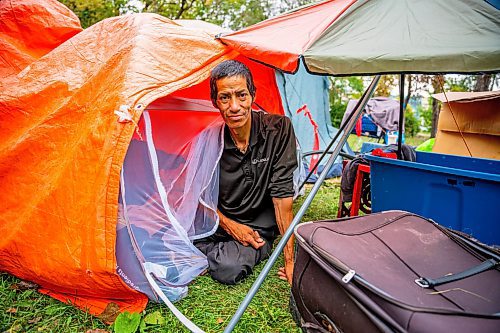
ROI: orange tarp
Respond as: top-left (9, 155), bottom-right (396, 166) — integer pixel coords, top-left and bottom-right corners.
top-left (0, 0), bottom-right (283, 315)
top-left (0, 0), bottom-right (82, 78)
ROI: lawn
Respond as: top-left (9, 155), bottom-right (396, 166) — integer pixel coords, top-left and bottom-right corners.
top-left (0, 134), bottom-right (428, 332)
top-left (0, 180), bottom-right (340, 333)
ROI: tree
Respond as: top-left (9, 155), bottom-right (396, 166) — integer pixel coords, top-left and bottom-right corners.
top-left (444, 74), bottom-right (498, 92)
top-left (404, 106), bottom-right (419, 137)
top-left (374, 75), bottom-right (397, 97)
top-left (58, 0), bottom-right (136, 28)
top-left (138, 0), bottom-right (317, 30)
top-left (473, 74), bottom-right (493, 92)
top-left (274, 0), bottom-right (317, 13)
top-left (195, 0), bottom-right (272, 30)
top-left (139, 0), bottom-right (271, 30)
top-left (142, 0), bottom-right (193, 19)
top-left (59, 0), bottom-right (319, 31)
top-left (329, 76), bottom-right (365, 127)
top-left (430, 75), bottom-right (444, 138)
top-left (397, 73), bottom-right (498, 137)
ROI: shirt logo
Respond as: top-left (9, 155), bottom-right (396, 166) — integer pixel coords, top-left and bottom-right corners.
top-left (252, 157), bottom-right (269, 164)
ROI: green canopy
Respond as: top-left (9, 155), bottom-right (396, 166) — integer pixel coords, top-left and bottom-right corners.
top-left (220, 0), bottom-right (500, 75)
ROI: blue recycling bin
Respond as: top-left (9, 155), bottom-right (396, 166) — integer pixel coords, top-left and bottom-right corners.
top-left (365, 151), bottom-right (500, 245)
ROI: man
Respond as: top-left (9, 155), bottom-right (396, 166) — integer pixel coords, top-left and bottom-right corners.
top-left (195, 60), bottom-right (297, 285)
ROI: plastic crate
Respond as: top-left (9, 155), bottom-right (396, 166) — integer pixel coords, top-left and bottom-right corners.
top-left (365, 151), bottom-right (500, 246)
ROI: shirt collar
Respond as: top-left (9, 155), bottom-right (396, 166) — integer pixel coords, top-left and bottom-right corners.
top-left (223, 111), bottom-right (265, 150)
top-left (249, 110), bottom-right (263, 148)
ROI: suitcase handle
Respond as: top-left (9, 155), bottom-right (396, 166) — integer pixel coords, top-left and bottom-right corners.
top-left (415, 258), bottom-right (499, 288)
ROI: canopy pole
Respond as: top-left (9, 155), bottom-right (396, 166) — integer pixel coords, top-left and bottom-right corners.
top-left (223, 75), bottom-right (381, 333)
top-left (397, 74), bottom-right (405, 159)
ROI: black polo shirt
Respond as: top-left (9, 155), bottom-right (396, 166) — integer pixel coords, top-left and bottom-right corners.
top-left (218, 111), bottom-right (297, 229)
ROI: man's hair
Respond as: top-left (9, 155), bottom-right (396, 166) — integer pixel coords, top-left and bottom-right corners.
top-left (210, 60), bottom-right (256, 107)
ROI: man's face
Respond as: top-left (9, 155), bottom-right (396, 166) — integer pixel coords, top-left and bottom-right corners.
top-left (215, 75), bottom-right (253, 130)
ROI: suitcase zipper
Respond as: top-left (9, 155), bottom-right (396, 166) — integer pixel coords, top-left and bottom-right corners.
top-left (303, 239), bottom-right (500, 319)
top-left (342, 269), bottom-right (356, 284)
top-left (295, 232), bottom-right (359, 284)
top-left (310, 243), bottom-right (357, 283)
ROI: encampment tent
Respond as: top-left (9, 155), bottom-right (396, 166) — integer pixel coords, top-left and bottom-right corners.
top-left (276, 63), bottom-right (346, 179)
top-left (0, 0), bottom-right (287, 318)
top-left (341, 97), bottom-right (401, 140)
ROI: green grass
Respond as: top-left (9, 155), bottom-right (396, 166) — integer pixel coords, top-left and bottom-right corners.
top-left (0, 181), bottom-right (341, 333)
top-left (1, 135), bottom-right (427, 332)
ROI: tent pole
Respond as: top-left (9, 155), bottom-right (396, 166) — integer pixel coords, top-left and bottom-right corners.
top-left (223, 75), bottom-right (381, 333)
top-left (397, 74), bottom-right (405, 159)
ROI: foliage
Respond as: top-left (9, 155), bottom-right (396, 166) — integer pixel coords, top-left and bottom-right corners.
top-left (446, 75), bottom-right (474, 92)
top-left (445, 74), bottom-right (498, 92)
top-left (139, 0), bottom-right (317, 30)
top-left (330, 102), bottom-right (347, 128)
top-left (329, 76), bottom-right (365, 128)
top-left (57, 0), bottom-right (319, 31)
top-left (418, 103), bottom-right (432, 133)
top-left (374, 75), bottom-right (397, 97)
top-left (404, 106), bottom-right (419, 137)
top-left (58, 0), bottom-right (137, 28)
top-left (140, 0), bottom-right (267, 29)
top-left (114, 312), bottom-right (141, 333)
top-left (275, 0), bottom-right (318, 12)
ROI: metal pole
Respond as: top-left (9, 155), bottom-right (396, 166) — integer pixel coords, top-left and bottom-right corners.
top-left (397, 74), bottom-right (405, 159)
top-left (223, 75), bottom-right (381, 333)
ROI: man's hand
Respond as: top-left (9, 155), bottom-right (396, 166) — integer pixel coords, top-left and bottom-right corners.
top-left (218, 210), bottom-right (265, 249)
top-left (272, 197), bottom-right (295, 285)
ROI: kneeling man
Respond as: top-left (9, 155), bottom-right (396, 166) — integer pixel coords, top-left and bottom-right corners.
top-left (195, 60), bottom-right (297, 285)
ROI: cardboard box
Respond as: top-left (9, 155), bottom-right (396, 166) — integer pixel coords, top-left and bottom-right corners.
top-left (432, 91), bottom-right (500, 159)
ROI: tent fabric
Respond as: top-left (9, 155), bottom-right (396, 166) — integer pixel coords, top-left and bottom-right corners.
top-left (219, 0), bottom-right (500, 75)
top-left (276, 62), bottom-right (343, 178)
top-left (0, 1), bottom-right (285, 315)
top-left (276, 63), bottom-right (336, 154)
top-left (0, 0), bottom-right (82, 78)
top-left (116, 104), bottom-right (223, 303)
top-left (218, 0), bottom-right (355, 73)
top-left (341, 97), bottom-right (400, 133)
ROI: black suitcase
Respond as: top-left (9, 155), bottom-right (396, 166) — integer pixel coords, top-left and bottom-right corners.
top-left (290, 211), bottom-right (500, 333)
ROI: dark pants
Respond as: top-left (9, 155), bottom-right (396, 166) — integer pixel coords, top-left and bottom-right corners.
top-left (194, 225), bottom-right (278, 285)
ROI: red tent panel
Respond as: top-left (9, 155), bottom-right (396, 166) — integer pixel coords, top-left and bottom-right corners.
top-left (219, 0), bottom-right (356, 73)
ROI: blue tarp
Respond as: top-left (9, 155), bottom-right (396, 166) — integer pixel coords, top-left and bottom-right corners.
top-left (276, 63), bottom-right (346, 181)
